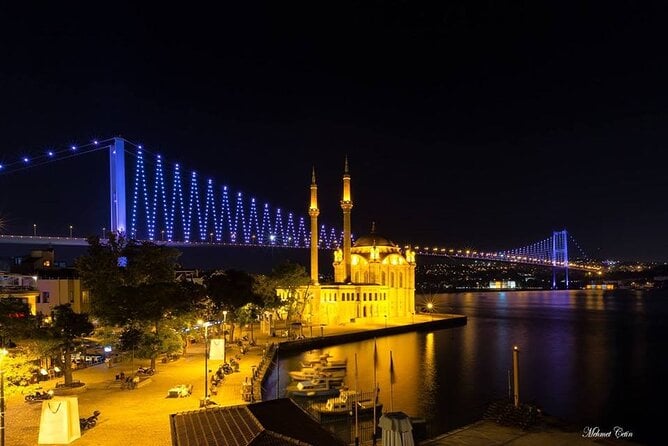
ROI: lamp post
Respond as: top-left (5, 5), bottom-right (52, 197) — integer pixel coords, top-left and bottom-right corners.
top-left (384, 315), bottom-right (387, 329)
top-left (102, 227), bottom-right (106, 239)
top-left (427, 302), bottom-right (434, 321)
top-left (1, 348), bottom-right (8, 446)
top-left (69, 225), bottom-right (73, 238)
top-left (197, 320), bottom-right (211, 401)
top-left (222, 311), bottom-right (228, 363)
top-left (32, 224), bottom-right (36, 237)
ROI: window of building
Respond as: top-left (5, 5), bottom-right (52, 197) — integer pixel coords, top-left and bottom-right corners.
top-left (42, 291), bottom-right (50, 303)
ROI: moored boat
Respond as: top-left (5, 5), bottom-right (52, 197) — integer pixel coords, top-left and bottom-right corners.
top-left (310, 390), bottom-right (383, 421)
top-left (285, 377), bottom-right (346, 397)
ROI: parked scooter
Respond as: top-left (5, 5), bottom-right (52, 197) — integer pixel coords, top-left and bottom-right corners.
top-left (80, 410), bottom-right (101, 431)
top-left (24, 389), bottom-right (54, 402)
top-left (136, 366), bottom-right (155, 375)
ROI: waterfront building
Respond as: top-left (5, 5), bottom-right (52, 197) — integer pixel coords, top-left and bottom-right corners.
top-left (275, 160), bottom-right (416, 329)
top-left (0, 272), bottom-right (39, 315)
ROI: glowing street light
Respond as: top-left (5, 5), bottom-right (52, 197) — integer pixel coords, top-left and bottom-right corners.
top-left (222, 310), bottom-right (228, 363)
top-left (197, 319), bottom-right (211, 402)
top-left (427, 302), bottom-right (434, 320)
top-left (1, 348), bottom-right (8, 446)
top-left (69, 225), bottom-right (73, 238)
top-left (32, 224), bottom-right (36, 237)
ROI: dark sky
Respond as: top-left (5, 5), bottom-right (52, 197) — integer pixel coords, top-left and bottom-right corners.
top-left (0, 2), bottom-right (667, 262)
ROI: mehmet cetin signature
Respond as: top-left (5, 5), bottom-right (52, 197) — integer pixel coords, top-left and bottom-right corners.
top-left (583, 426), bottom-right (634, 439)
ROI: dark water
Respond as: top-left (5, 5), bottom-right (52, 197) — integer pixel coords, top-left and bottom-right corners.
top-left (265, 289), bottom-right (666, 445)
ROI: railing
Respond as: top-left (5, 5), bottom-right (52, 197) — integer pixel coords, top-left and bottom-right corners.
top-left (255, 342), bottom-right (277, 401)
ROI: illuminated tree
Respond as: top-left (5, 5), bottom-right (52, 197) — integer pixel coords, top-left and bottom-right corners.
top-left (76, 236), bottom-right (204, 369)
top-left (204, 269), bottom-right (262, 342)
top-left (50, 304), bottom-right (94, 386)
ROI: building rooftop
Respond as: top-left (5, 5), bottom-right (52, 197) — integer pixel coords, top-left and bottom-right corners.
top-left (170, 398), bottom-right (346, 446)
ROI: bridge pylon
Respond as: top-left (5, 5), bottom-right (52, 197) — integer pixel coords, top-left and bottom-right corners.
top-left (109, 137), bottom-right (127, 236)
top-left (551, 229), bottom-right (569, 289)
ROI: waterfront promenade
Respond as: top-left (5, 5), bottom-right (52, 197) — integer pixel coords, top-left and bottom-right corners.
top-left (5, 312), bottom-right (642, 445)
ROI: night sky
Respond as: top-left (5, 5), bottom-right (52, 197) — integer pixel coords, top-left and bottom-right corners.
top-left (1, 2), bottom-right (667, 262)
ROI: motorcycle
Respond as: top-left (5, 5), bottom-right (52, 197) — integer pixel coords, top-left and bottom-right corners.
top-left (25, 389), bottom-right (54, 402)
top-left (80, 410), bottom-right (101, 431)
top-left (136, 366), bottom-right (155, 375)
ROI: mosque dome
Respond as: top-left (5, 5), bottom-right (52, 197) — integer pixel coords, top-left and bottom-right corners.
top-left (353, 222), bottom-right (397, 247)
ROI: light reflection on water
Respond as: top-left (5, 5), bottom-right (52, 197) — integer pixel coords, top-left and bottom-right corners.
top-left (264, 289), bottom-right (666, 444)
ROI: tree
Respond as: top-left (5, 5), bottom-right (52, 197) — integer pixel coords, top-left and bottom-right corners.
top-left (74, 234), bottom-right (125, 316)
top-left (0, 298), bottom-right (36, 347)
top-left (204, 269), bottom-right (262, 341)
top-left (76, 236), bottom-right (203, 369)
top-left (236, 303), bottom-right (260, 342)
top-left (270, 260), bottom-right (310, 326)
top-left (0, 350), bottom-right (40, 396)
top-left (50, 304), bottom-right (94, 386)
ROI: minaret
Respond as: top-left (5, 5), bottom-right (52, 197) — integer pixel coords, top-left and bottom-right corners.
top-left (309, 167), bottom-right (320, 285)
top-left (340, 157), bottom-right (353, 283)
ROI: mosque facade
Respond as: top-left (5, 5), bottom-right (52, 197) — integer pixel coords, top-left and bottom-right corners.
top-left (276, 160), bottom-right (416, 327)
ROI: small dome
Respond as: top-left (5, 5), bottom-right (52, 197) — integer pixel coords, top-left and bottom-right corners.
top-left (353, 234), bottom-right (396, 247)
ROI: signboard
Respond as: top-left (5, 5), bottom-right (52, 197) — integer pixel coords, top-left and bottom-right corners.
top-left (209, 338), bottom-right (225, 360)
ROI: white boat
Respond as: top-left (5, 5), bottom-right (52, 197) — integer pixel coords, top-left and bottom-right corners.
top-left (285, 377), bottom-right (346, 397)
top-left (289, 361), bottom-right (347, 381)
top-left (300, 352), bottom-right (347, 369)
top-left (289, 368), bottom-right (346, 381)
top-left (291, 353), bottom-right (347, 381)
top-left (310, 389), bottom-right (383, 421)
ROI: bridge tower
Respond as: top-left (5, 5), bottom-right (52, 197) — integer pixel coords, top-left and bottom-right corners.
top-left (551, 229), bottom-right (569, 289)
top-left (109, 137), bottom-right (127, 235)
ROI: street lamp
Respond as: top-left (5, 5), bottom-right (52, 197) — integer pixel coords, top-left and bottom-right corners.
top-left (197, 320), bottom-right (211, 401)
top-left (384, 315), bottom-right (387, 328)
top-left (32, 224), bottom-right (36, 237)
top-left (1, 348), bottom-right (8, 446)
top-left (102, 227), bottom-right (106, 239)
top-left (222, 311), bottom-right (228, 363)
top-left (427, 302), bottom-right (434, 320)
top-left (69, 225), bottom-right (73, 238)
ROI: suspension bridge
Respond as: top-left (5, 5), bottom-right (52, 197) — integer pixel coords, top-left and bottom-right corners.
top-left (0, 137), bottom-right (599, 283)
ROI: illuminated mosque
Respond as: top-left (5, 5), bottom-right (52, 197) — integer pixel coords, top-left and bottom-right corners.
top-left (277, 159), bottom-right (416, 326)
